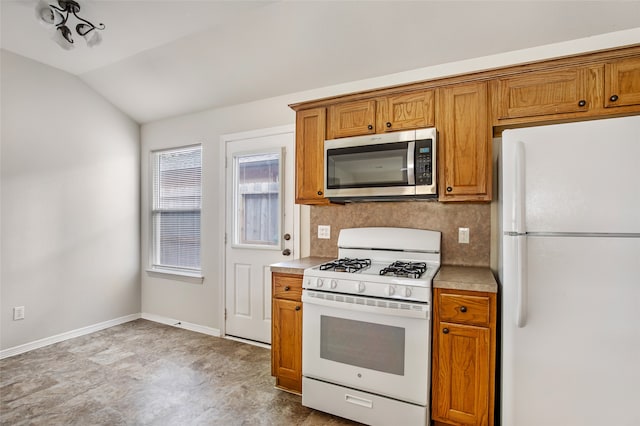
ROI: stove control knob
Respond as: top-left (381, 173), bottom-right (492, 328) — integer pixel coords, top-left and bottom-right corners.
top-left (317, 279), bottom-right (324, 288)
top-left (356, 282), bottom-right (366, 293)
top-left (330, 279), bottom-right (338, 289)
top-left (385, 286), bottom-right (395, 296)
top-left (403, 287), bottom-right (412, 298)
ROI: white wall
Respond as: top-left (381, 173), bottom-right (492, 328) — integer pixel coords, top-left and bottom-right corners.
top-left (141, 96), bottom-right (299, 330)
top-left (0, 50), bottom-right (140, 350)
top-left (141, 29), bottom-right (639, 333)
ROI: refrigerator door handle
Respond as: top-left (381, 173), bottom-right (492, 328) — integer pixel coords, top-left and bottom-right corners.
top-left (513, 141), bottom-right (526, 233)
top-left (516, 235), bottom-right (528, 328)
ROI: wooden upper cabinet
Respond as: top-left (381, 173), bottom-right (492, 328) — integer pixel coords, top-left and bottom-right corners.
top-left (295, 108), bottom-right (329, 205)
top-left (376, 90), bottom-right (435, 132)
top-left (327, 100), bottom-right (376, 139)
top-left (605, 56), bottom-right (640, 108)
top-left (495, 66), bottom-right (598, 119)
top-left (437, 82), bottom-right (491, 202)
top-left (326, 90), bottom-right (435, 139)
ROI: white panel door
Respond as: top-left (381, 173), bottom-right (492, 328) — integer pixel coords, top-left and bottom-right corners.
top-left (224, 129), bottom-right (295, 344)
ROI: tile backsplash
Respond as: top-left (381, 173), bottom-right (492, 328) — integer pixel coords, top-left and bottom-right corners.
top-left (310, 201), bottom-right (491, 266)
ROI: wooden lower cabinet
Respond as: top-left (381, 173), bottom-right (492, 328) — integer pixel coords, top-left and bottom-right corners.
top-left (271, 272), bottom-right (303, 394)
top-left (431, 288), bottom-right (497, 426)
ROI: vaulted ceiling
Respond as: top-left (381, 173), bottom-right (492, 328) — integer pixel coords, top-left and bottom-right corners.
top-left (2, 1), bottom-right (640, 123)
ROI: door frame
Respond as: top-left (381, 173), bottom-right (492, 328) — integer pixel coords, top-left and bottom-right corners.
top-left (218, 124), bottom-right (299, 342)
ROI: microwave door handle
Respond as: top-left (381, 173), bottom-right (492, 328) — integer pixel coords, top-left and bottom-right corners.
top-left (407, 141), bottom-right (415, 185)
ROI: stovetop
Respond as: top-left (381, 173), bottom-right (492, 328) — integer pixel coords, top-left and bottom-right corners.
top-left (303, 258), bottom-right (438, 303)
top-left (302, 227), bottom-right (441, 303)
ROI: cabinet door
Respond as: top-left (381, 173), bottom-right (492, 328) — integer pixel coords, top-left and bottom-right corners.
top-left (327, 100), bottom-right (376, 139)
top-left (432, 322), bottom-right (490, 426)
top-left (437, 82), bottom-right (491, 202)
top-left (295, 108), bottom-right (329, 205)
top-left (271, 298), bottom-right (302, 393)
top-left (605, 56), bottom-right (640, 108)
top-left (376, 90), bottom-right (435, 132)
top-left (496, 66), bottom-right (594, 119)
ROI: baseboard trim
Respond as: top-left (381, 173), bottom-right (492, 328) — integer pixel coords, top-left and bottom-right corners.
top-left (140, 313), bottom-right (220, 337)
top-left (0, 313), bottom-right (141, 360)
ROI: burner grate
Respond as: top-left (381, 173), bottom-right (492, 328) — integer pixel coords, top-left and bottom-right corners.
top-left (379, 261), bottom-right (427, 279)
top-left (319, 258), bottom-right (371, 273)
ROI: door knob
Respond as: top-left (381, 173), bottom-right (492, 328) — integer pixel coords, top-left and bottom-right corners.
top-left (282, 248), bottom-right (291, 256)
top-left (283, 233), bottom-right (291, 241)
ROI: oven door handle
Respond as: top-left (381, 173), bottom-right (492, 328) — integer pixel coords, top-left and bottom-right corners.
top-left (301, 291), bottom-right (429, 320)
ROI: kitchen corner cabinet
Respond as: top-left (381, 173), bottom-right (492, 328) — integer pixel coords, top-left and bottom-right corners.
top-left (295, 108), bottom-right (329, 205)
top-left (271, 272), bottom-right (303, 394)
top-left (604, 56), bottom-right (640, 108)
top-left (326, 90), bottom-right (435, 139)
top-left (431, 288), bottom-right (497, 426)
top-left (436, 82), bottom-right (492, 202)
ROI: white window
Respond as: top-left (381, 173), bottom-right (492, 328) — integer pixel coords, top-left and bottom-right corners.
top-left (151, 145), bottom-right (202, 274)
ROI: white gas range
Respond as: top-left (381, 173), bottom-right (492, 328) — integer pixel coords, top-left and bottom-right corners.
top-left (301, 227), bottom-right (441, 426)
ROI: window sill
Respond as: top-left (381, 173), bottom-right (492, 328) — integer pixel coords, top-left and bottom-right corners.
top-left (146, 268), bottom-right (204, 284)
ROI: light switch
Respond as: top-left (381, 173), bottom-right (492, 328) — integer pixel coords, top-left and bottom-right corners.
top-left (458, 227), bottom-right (470, 244)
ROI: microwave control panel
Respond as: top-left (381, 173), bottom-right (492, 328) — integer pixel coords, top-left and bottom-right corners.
top-left (415, 139), bottom-right (433, 185)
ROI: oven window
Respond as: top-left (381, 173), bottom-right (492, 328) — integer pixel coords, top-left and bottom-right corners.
top-left (327, 142), bottom-right (408, 188)
top-left (320, 316), bottom-right (405, 375)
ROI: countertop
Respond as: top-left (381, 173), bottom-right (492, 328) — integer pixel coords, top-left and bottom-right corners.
top-left (433, 265), bottom-right (498, 293)
top-left (270, 257), bottom-right (334, 275)
top-left (271, 258), bottom-right (499, 294)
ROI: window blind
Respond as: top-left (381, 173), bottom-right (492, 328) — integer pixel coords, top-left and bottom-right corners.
top-left (151, 145), bottom-right (202, 272)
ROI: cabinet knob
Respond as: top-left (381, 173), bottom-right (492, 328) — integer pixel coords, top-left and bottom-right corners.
top-left (578, 100), bottom-right (586, 107)
top-left (443, 328), bottom-right (449, 334)
top-left (386, 122), bottom-right (392, 128)
top-left (367, 124), bottom-right (373, 130)
top-left (446, 186), bottom-right (453, 192)
top-left (460, 306), bottom-right (467, 313)
top-left (295, 306), bottom-right (301, 311)
top-left (284, 286), bottom-right (290, 291)
top-left (317, 190), bottom-right (323, 196)
top-left (610, 94), bottom-right (619, 102)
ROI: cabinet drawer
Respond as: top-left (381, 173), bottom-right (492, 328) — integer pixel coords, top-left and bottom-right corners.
top-left (273, 273), bottom-right (302, 301)
top-left (439, 293), bottom-right (490, 326)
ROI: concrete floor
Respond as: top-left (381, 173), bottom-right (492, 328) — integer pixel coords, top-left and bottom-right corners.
top-left (0, 319), bottom-right (359, 425)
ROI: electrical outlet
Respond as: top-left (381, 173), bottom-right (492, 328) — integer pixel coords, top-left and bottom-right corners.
top-left (458, 227), bottom-right (470, 244)
top-left (318, 225), bottom-right (331, 239)
top-left (13, 306), bottom-right (25, 321)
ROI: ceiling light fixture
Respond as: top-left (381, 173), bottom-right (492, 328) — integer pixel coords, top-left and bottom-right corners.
top-left (36, 0), bottom-right (105, 50)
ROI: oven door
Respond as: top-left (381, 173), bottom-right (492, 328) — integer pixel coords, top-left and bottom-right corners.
top-left (301, 290), bottom-right (431, 405)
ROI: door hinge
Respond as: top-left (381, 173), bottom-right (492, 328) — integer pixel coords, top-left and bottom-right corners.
top-left (225, 233), bottom-right (227, 244)
top-left (224, 309), bottom-right (227, 320)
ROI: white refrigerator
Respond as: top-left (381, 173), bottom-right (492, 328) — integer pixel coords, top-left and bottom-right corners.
top-left (499, 115), bottom-right (640, 426)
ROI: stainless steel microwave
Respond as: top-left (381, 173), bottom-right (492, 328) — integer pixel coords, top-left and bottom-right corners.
top-left (324, 128), bottom-right (437, 201)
